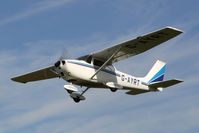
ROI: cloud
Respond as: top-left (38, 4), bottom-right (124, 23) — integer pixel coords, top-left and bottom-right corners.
top-left (1, 1), bottom-right (199, 133)
top-left (1, 21), bottom-right (199, 132)
top-left (4, 87), bottom-right (196, 133)
top-left (0, 37), bottom-right (119, 132)
top-left (1, 24), bottom-right (198, 133)
top-left (0, 0), bottom-right (75, 26)
top-left (0, 99), bottom-right (72, 132)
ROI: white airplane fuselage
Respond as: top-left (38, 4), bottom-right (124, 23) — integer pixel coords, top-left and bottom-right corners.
top-left (55, 59), bottom-right (149, 91)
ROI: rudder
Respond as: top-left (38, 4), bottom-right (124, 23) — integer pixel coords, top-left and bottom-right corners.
top-left (143, 60), bottom-right (166, 84)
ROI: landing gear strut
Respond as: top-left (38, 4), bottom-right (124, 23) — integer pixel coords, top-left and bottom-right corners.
top-left (64, 85), bottom-right (90, 103)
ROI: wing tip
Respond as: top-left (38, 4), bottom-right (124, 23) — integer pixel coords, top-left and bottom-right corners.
top-left (11, 77), bottom-right (16, 82)
top-left (173, 78), bottom-right (184, 83)
top-left (11, 77), bottom-right (27, 84)
top-left (166, 26), bottom-right (183, 33)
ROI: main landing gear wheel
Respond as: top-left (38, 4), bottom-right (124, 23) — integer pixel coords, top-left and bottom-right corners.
top-left (70, 93), bottom-right (85, 103)
top-left (73, 98), bottom-right (80, 103)
top-left (110, 88), bottom-right (117, 92)
top-left (66, 86), bottom-right (89, 103)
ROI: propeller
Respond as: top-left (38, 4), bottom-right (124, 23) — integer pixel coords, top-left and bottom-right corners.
top-left (59, 48), bottom-right (69, 60)
top-left (54, 48), bottom-right (70, 67)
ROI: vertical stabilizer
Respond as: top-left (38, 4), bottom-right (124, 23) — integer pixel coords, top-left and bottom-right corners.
top-left (143, 60), bottom-right (166, 84)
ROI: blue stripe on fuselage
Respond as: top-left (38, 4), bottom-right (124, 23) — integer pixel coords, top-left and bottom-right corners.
top-left (68, 61), bottom-right (120, 77)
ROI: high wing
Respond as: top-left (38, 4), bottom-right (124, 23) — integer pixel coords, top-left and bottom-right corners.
top-left (92, 27), bottom-right (183, 64)
top-left (11, 66), bottom-right (59, 83)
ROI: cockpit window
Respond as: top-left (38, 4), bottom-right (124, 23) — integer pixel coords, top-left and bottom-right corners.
top-left (105, 65), bottom-right (115, 71)
top-left (86, 55), bottom-right (92, 64)
top-left (77, 55), bottom-right (92, 64)
top-left (94, 59), bottom-right (104, 67)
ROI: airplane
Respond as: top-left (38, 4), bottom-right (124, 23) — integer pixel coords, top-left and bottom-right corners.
top-left (11, 27), bottom-right (184, 103)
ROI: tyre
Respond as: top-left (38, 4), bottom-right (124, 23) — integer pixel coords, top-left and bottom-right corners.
top-left (73, 98), bottom-right (80, 103)
top-left (110, 88), bottom-right (117, 92)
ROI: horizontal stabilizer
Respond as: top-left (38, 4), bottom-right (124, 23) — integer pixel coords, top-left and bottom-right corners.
top-left (11, 66), bottom-right (59, 83)
top-left (149, 79), bottom-right (183, 88)
top-left (126, 89), bottom-right (149, 95)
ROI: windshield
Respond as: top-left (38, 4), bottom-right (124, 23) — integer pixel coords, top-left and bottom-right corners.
top-left (77, 55), bottom-right (92, 64)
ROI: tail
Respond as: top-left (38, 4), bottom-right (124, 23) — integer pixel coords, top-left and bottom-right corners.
top-left (143, 60), bottom-right (166, 84)
top-left (142, 60), bottom-right (183, 90)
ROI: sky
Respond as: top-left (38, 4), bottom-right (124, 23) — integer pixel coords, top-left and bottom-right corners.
top-left (0, 0), bottom-right (199, 133)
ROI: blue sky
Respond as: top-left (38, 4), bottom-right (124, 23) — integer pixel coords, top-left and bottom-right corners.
top-left (0, 0), bottom-right (199, 132)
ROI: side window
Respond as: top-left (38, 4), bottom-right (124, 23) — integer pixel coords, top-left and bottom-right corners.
top-left (105, 65), bottom-right (115, 71)
top-left (94, 59), bottom-right (104, 67)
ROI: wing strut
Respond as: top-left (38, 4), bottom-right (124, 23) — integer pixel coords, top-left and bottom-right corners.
top-left (90, 47), bottom-right (121, 79)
